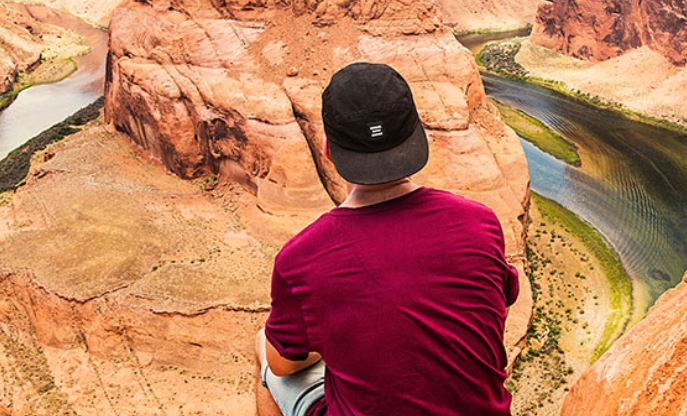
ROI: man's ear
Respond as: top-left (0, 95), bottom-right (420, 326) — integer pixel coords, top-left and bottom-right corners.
top-left (323, 135), bottom-right (332, 162)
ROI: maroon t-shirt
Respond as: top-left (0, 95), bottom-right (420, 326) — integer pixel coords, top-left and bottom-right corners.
top-left (265, 187), bottom-right (519, 416)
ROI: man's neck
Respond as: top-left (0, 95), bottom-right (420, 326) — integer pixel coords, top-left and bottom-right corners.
top-left (339, 178), bottom-right (421, 208)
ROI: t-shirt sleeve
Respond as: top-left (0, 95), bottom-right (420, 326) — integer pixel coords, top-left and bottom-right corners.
top-left (493, 213), bottom-right (520, 307)
top-left (264, 264), bottom-right (311, 361)
top-left (504, 262), bottom-right (520, 307)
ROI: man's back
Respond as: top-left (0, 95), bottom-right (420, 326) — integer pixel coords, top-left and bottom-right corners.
top-left (266, 186), bottom-right (519, 416)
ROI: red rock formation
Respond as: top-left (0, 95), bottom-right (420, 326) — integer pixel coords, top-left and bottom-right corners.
top-left (562, 272), bottom-right (687, 416)
top-left (532, 0), bottom-right (687, 66)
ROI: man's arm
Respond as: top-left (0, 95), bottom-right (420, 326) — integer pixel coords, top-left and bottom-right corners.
top-left (265, 334), bottom-right (321, 377)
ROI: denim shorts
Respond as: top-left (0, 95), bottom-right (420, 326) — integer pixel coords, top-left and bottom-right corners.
top-left (261, 358), bottom-right (326, 416)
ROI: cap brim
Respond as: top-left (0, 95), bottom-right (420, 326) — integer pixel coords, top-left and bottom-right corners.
top-left (328, 122), bottom-right (429, 185)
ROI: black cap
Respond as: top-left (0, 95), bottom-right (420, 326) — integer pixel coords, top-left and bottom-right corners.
top-left (322, 62), bottom-right (429, 185)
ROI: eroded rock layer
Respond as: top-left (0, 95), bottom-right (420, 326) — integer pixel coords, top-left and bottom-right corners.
top-left (561, 272), bottom-right (687, 416)
top-left (532, 0), bottom-right (687, 66)
top-left (0, 0), bottom-right (531, 413)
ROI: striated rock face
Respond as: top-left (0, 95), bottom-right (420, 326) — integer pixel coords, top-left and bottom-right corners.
top-left (437, 0), bottom-right (540, 31)
top-left (0, 0), bottom-right (530, 414)
top-left (562, 272), bottom-right (687, 416)
top-left (532, 0), bottom-right (687, 66)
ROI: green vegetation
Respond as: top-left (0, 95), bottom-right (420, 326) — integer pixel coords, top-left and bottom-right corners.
top-left (0, 81), bottom-right (35, 111)
top-left (477, 40), bottom-right (529, 78)
top-left (532, 192), bottom-right (633, 361)
top-left (476, 40), bottom-right (687, 135)
top-left (492, 99), bottom-right (581, 166)
top-left (0, 97), bottom-right (103, 193)
top-left (506, 244), bottom-right (572, 407)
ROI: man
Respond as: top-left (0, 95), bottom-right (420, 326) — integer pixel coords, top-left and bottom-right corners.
top-left (256, 63), bottom-right (519, 416)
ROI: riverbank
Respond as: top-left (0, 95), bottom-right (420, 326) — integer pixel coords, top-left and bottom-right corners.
top-left (0, 97), bottom-right (103, 193)
top-left (0, 57), bottom-right (81, 112)
top-left (437, 0), bottom-right (538, 34)
top-left (476, 38), bottom-right (687, 135)
top-left (0, 3), bottom-right (92, 111)
top-left (454, 24), bottom-right (532, 38)
top-left (509, 193), bottom-right (633, 415)
top-left (491, 99), bottom-right (580, 166)
top-left (0, 4), bottom-right (109, 160)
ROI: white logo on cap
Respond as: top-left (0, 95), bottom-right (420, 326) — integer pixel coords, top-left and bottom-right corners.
top-left (369, 124), bottom-right (383, 138)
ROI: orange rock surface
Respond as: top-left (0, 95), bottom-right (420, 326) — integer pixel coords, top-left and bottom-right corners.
top-left (0, 0), bottom-right (531, 414)
top-left (532, 0), bottom-right (687, 66)
top-left (562, 272), bottom-right (687, 416)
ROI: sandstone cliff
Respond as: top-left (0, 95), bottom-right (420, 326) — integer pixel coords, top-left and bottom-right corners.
top-left (561, 272), bottom-right (687, 416)
top-left (0, 0), bottom-right (531, 414)
top-left (437, 0), bottom-right (539, 32)
top-left (532, 0), bottom-right (687, 66)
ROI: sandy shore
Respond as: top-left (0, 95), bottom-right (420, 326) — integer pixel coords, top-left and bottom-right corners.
top-left (516, 40), bottom-right (687, 131)
top-left (510, 194), bottom-right (632, 415)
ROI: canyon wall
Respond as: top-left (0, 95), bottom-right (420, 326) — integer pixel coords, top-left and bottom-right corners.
top-left (0, 0), bottom-right (531, 414)
top-left (532, 0), bottom-right (687, 66)
top-left (437, 0), bottom-right (540, 31)
top-left (562, 272), bottom-right (687, 416)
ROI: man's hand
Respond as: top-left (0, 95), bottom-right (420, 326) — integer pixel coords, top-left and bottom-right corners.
top-left (258, 328), bottom-right (322, 377)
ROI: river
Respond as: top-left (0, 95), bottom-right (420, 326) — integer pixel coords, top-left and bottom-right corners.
top-left (461, 34), bottom-right (687, 317)
top-left (0, 5), bottom-right (108, 160)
